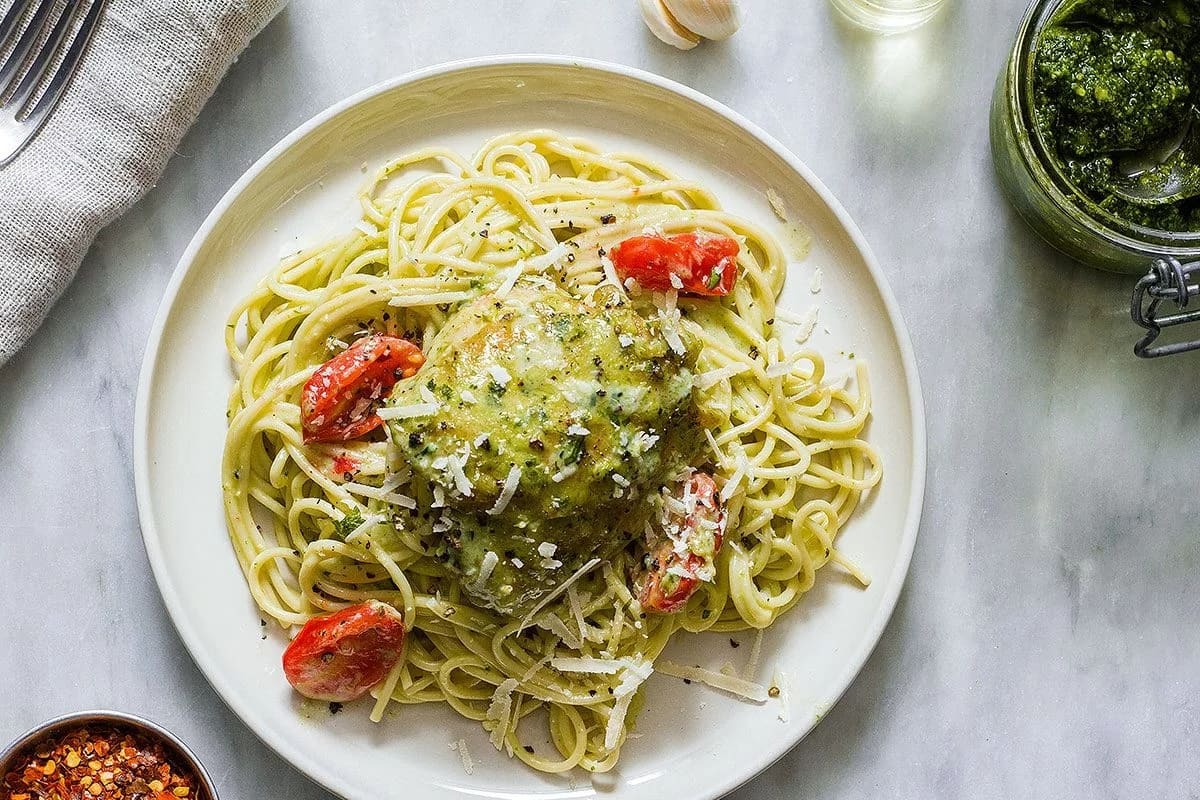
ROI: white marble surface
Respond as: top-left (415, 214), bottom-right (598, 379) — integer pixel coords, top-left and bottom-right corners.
top-left (2, 1), bottom-right (1199, 798)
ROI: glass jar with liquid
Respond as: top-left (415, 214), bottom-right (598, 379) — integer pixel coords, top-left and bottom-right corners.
top-left (829, 0), bottom-right (947, 33)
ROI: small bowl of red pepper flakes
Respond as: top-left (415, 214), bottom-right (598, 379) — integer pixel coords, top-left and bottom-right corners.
top-left (0, 711), bottom-right (217, 800)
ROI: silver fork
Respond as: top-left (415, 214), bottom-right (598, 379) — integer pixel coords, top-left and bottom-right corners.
top-left (0, 0), bottom-right (106, 167)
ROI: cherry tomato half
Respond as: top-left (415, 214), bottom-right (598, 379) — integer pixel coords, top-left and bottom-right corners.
top-left (610, 232), bottom-right (739, 297)
top-left (282, 600), bottom-right (406, 702)
top-left (640, 473), bottom-right (727, 614)
top-left (301, 334), bottom-right (424, 443)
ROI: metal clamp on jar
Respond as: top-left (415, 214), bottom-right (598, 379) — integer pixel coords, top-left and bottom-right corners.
top-left (992, 0), bottom-right (1200, 357)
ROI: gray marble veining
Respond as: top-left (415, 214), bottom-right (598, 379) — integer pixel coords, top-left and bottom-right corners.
top-left (2, 1), bottom-right (1198, 798)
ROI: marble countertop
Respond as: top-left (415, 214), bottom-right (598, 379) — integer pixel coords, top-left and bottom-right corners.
top-left (3, 1), bottom-right (1198, 798)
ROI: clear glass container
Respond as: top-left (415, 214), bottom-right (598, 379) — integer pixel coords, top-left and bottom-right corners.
top-left (829, 0), bottom-right (946, 34)
top-left (990, 0), bottom-right (1200, 276)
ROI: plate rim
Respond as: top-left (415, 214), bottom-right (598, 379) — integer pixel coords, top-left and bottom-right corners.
top-left (133, 54), bottom-right (927, 800)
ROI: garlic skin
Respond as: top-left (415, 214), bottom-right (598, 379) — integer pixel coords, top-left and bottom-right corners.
top-left (661, 0), bottom-right (742, 41)
top-left (638, 0), bottom-right (702, 50)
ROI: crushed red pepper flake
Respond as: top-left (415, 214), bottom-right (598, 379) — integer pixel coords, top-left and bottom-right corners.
top-left (1, 725), bottom-right (200, 800)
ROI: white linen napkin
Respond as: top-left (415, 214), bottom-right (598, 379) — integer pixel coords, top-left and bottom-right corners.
top-left (0, 0), bottom-right (285, 366)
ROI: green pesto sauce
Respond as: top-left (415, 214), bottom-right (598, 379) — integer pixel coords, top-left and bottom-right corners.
top-left (386, 283), bottom-right (703, 617)
top-left (1032, 0), bottom-right (1200, 231)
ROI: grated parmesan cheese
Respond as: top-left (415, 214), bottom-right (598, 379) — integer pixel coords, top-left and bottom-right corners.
top-left (655, 660), bottom-right (769, 703)
top-left (485, 678), bottom-right (520, 750)
top-left (488, 465), bottom-right (521, 516)
top-left (448, 738), bottom-right (474, 774)
top-left (566, 423), bottom-right (590, 437)
top-left (765, 358), bottom-right (797, 379)
top-left (377, 402), bottom-right (439, 421)
top-left (744, 628), bottom-right (764, 682)
top-left (537, 541), bottom-right (563, 569)
top-left (473, 551), bottom-right (500, 592)
top-left (567, 585), bottom-right (587, 645)
top-left (809, 268), bottom-right (823, 294)
top-left (551, 656), bottom-right (623, 674)
top-left (342, 472), bottom-right (417, 508)
top-left (618, 333), bottom-right (634, 348)
top-left (765, 187), bottom-right (788, 222)
top-left (669, 273), bottom-right (684, 289)
top-left (517, 558), bottom-right (602, 633)
top-left (661, 323), bottom-right (685, 356)
top-left (601, 255), bottom-right (623, 289)
top-left (528, 243), bottom-right (569, 271)
top-left (495, 263), bottom-right (524, 298)
top-left (720, 447), bottom-right (751, 502)
top-left (793, 307), bottom-right (819, 344)
top-left (511, 557), bottom-right (524, 568)
top-left (604, 658), bottom-right (654, 751)
top-left (460, 389), bottom-right (477, 404)
top-left (629, 430), bottom-right (660, 455)
top-left (432, 448), bottom-right (474, 497)
top-left (487, 364), bottom-right (511, 386)
top-left (551, 464), bottom-right (578, 483)
top-left (537, 614), bottom-right (581, 650)
top-left (695, 363), bottom-right (750, 390)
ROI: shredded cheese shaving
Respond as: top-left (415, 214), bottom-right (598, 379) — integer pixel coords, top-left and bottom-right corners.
top-left (517, 558), bottom-right (602, 633)
top-left (473, 551), bottom-right (499, 592)
top-left (604, 658), bottom-right (654, 751)
top-left (655, 660), bottom-right (769, 703)
top-left (448, 738), bottom-right (474, 774)
top-left (485, 678), bottom-right (520, 750)
top-left (488, 465), bottom-right (521, 516)
top-left (550, 656), bottom-right (623, 674)
top-left (696, 363), bottom-right (749, 390)
top-left (377, 403), bottom-right (439, 420)
top-left (487, 364), bottom-right (511, 386)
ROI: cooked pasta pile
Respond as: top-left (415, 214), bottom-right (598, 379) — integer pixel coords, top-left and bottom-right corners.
top-left (221, 130), bottom-right (881, 773)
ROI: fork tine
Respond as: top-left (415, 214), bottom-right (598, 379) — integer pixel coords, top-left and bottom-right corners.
top-left (20, 0), bottom-right (104, 125)
top-left (7, 0), bottom-right (82, 113)
top-left (0, 0), bottom-right (104, 166)
top-left (0, 0), bottom-right (57, 97)
top-left (0, 0), bottom-right (36, 54)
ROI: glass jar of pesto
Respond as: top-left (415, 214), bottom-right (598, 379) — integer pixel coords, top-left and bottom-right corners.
top-left (992, 0), bottom-right (1200, 354)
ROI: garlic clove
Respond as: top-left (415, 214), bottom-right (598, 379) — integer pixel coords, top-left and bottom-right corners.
top-left (638, 0), bottom-right (702, 50)
top-left (661, 0), bottom-right (742, 41)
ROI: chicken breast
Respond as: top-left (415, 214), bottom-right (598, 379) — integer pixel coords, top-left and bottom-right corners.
top-left (386, 283), bottom-right (702, 616)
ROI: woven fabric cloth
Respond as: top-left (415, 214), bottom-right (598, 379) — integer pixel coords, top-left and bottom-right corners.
top-left (0, 0), bottom-right (285, 365)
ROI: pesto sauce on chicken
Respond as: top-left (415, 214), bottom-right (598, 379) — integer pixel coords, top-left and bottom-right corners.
top-left (386, 284), bottom-right (702, 617)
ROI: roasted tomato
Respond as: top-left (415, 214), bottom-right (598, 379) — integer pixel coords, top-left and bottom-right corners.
top-left (640, 473), bottom-right (727, 614)
top-left (610, 232), bottom-right (739, 296)
top-left (301, 334), bottom-right (424, 443)
top-left (282, 600), bottom-right (406, 702)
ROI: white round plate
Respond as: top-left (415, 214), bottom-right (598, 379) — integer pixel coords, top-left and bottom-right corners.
top-left (135, 57), bottom-right (925, 800)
